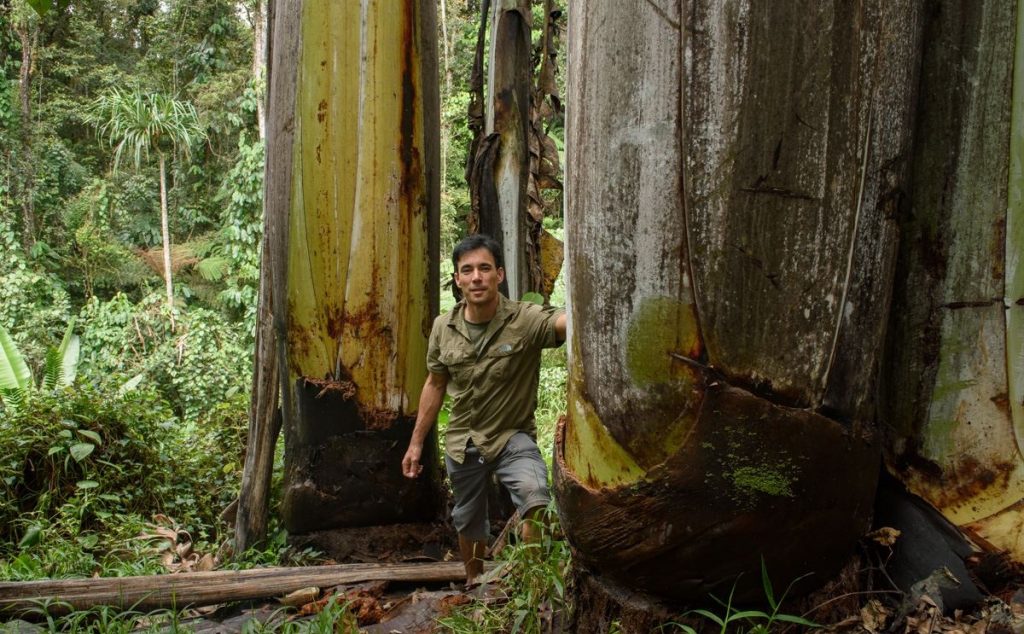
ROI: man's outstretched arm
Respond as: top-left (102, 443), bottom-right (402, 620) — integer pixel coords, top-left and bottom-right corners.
top-left (402, 371), bottom-right (448, 478)
top-left (555, 312), bottom-right (567, 344)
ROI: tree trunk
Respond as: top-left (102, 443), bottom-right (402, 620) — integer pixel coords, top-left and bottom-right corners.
top-left (158, 152), bottom-right (174, 316)
top-left (439, 0), bottom-right (451, 182)
top-left (479, 0), bottom-right (532, 299)
top-left (268, 0), bottom-right (444, 534)
top-left (252, 0), bottom-right (268, 142)
top-left (554, 0), bottom-right (922, 613)
top-left (236, 0), bottom-right (280, 556)
top-left (15, 18), bottom-right (37, 250)
top-left (235, 260), bottom-right (280, 553)
top-left (466, 0), bottom-right (563, 302)
top-left (881, 0), bottom-right (1024, 563)
top-left (0, 561), bottom-right (477, 615)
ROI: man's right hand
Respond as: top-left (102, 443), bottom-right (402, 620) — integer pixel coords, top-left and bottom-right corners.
top-left (402, 444), bottom-right (424, 479)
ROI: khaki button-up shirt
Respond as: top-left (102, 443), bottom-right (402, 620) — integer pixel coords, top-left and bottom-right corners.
top-left (427, 294), bottom-right (563, 464)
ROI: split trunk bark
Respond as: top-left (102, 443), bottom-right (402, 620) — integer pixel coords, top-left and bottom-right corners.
top-left (555, 0), bottom-right (922, 616)
top-left (267, 0), bottom-right (444, 533)
top-left (252, 0), bottom-right (267, 141)
top-left (466, 0), bottom-right (564, 302)
top-left (881, 0), bottom-right (1024, 563)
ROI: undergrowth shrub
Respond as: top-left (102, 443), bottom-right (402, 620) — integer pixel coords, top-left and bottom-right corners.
top-left (0, 222), bottom-right (72, 365)
top-left (77, 291), bottom-right (252, 423)
top-left (437, 505), bottom-right (570, 633)
top-left (0, 382), bottom-right (248, 579)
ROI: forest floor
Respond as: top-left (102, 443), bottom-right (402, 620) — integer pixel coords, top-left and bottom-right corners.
top-left (1, 558), bottom-right (1022, 633)
top-left (2, 517), bottom-right (1023, 632)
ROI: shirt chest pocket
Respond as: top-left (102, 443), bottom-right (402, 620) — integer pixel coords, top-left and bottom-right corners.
top-left (440, 348), bottom-right (475, 384)
top-left (485, 340), bottom-right (525, 381)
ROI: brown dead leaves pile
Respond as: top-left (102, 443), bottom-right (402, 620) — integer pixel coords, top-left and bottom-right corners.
top-left (828, 593), bottom-right (1024, 634)
top-left (136, 514), bottom-right (217, 573)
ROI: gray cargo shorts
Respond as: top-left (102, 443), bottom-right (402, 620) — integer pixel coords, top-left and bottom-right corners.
top-left (445, 432), bottom-right (551, 541)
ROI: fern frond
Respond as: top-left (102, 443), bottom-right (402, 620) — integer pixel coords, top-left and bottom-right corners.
top-left (196, 256), bottom-right (231, 281)
top-left (42, 347), bottom-right (62, 391)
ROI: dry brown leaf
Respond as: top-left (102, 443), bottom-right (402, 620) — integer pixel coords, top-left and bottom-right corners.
top-left (538, 229), bottom-right (563, 299)
top-left (861, 599), bottom-right (890, 633)
top-left (196, 553), bottom-right (216, 572)
top-left (175, 540), bottom-right (192, 559)
top-left (867, 527), bottom-right (902, 547)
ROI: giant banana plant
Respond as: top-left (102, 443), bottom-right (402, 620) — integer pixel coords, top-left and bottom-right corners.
top-left (554, 0), bottom-right (921, 603)
top-left (263, 0), bottom-right (443, 533)
top-left (466, 0), bottom-right (564, 301)
top-left (882, 0), bottom-right (1024, 563)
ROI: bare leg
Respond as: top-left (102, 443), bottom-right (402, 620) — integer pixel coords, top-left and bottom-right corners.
top-left (520, 505), bottom-right (548, 545)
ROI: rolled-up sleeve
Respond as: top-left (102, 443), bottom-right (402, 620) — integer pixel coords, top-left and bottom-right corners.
top-left (523, 303), bottom-right (564, 349)
top-left (426, 316), bottom-right (448, 375)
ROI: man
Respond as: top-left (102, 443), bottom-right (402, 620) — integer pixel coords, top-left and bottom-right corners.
top-left (401, 233), bottom-right (567, 585)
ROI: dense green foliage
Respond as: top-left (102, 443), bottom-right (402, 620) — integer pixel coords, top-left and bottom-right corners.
top-left (0, 0), bottom-right (264, 582)
top-left (0, 384), bottom-right (244, 579)
top-left (0, 1), bottom-right (571, 631)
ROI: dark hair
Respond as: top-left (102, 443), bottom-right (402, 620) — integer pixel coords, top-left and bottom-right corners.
top-left (452, 233), bottom-right (504, 270)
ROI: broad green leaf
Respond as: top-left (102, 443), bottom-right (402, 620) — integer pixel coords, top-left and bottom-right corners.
top-left (119, 372), bottom-right (145, 394)
top-left (76, 480), bottom-right (99, 489)
top-left (0, 325), bottom-right (32, 392)
top-left (76, 429), bottom-right (102, 445)
top-left (521, 291), bottom-right (544, 305)
top-left (47, 445), bottom-right (64, 456)
top-left (76, 534), bottom-right (99, 549)
top-left (18, 525), bottom-right (42, 549)
top-left (70, 442), bottom-right (95, 461)
top-left (25, 0), bottom-right (53, 17)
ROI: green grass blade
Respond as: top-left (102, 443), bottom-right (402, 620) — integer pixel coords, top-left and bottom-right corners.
top-left (773, 614), bottom-right (822, 627)
top-left (760, 556), bottom-right (777, 610)
top-left (688, 609), bottom-right (725, 627)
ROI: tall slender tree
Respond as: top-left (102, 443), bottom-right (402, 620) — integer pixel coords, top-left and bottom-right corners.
top-left (87, 87), bottom-right (205, 314)
top-left (11, 3), bottom-right (38, 249)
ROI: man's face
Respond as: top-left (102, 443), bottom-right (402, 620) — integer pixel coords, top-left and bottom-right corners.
top-left (454, 247), bottom-right (505, 308)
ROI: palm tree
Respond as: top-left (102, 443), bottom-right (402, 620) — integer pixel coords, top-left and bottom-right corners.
top-left (87, 87), bottom-right (206, 314)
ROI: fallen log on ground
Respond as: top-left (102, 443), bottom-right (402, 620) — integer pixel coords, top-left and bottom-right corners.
top-left (0, 561), bottom-right (483, 615)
